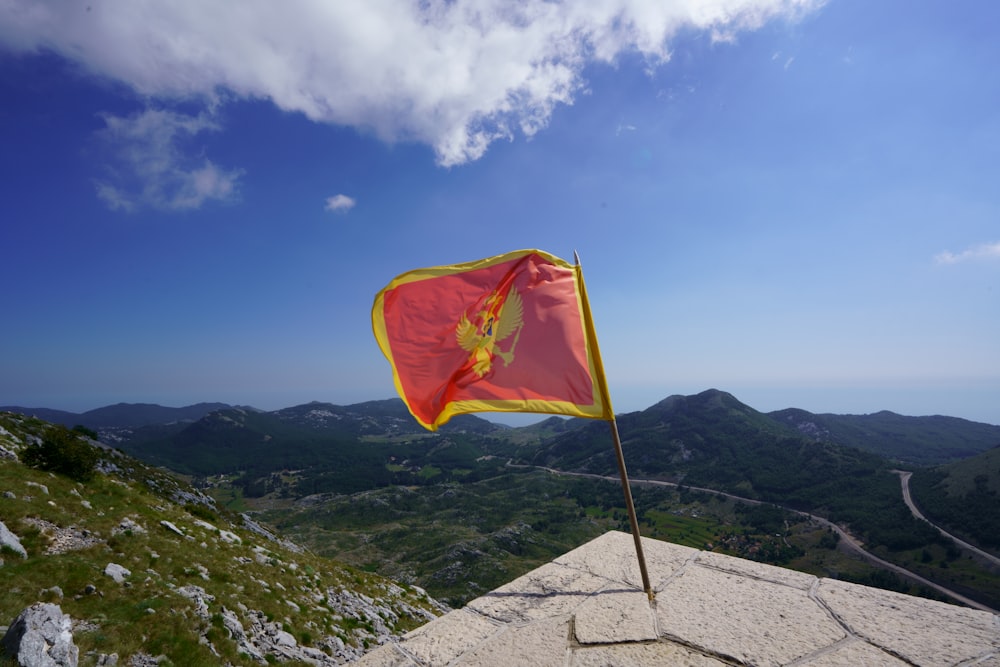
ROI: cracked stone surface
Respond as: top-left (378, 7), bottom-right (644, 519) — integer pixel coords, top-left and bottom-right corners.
top-left (794, 637), bottom-right (910, 666)
top-left (555, 529), bottom-right (697, 590)
top-left (573, 589), bottom-right (657, 644)
top-left (465, 562), bottom-right (608, 624)
top-left (571, 641), bottom-right (728, 666)
top-left (656, 563), bottom-right (847, 665)
top-left (398, 609), bottom-right (501, 665)
top-left (816, 578), bottom-right (999, 666)
top-left (694, 549), bottom-right (817, 590)
top-left (358, 531), bottom-right (1000, 667)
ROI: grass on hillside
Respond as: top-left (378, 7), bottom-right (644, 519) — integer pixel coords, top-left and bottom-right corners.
top-left (0, 414), bottom-right (441, 666)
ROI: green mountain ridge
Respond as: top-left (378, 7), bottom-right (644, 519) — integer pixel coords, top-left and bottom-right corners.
top-left (5, 390), bottom-right (1000, 611)
top-left (769, 407), bottom-right (1000, 465)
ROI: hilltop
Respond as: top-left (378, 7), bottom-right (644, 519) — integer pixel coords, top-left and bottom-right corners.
top-left (0, 412), bottom-right (444, 666)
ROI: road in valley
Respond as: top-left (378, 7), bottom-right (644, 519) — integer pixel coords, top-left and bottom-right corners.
top-left (894, 470), bottom-right (1000, 569)
top-left (510, 462), bottom-right (997, 612)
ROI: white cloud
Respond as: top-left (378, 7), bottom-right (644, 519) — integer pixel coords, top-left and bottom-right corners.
top-left (325, 194), bottom-right (356, 213)
top-left (2, 0), bottom-right (824, 166)
top-left (93, 108), bottom-right (243, 211)
top-left (935, 241), bottom-right (1000, 265)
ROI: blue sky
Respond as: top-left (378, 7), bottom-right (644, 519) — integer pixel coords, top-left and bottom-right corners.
top-left (1, 0), bottom-right (998, 425)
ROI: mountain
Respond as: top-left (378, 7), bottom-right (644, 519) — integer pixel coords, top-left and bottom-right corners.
top-left (0, 406), bottom-right (80, 425)
top-left (0, 411), bottom-right (444, 665)
top-left (6, 391), bottom-right (1000, 613)
top-left (0, 402), bottom-right (236, 429)
top-left (769, 408), bottom-right (1000, 466)
top-left (533, 389), bottom-right (886, 497)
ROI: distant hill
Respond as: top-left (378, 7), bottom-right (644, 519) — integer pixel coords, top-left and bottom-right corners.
top-left (79, 401), bottom-right (236, 427)
top-left (533, 389), bottom-right (889, 508)
top-left (0, 401), bottom-right (234, 429)
top-left (102, 400), bottom-right (509, 496)
top-left (6, 394), bottom-right (997, 468)
top-left (770, 408), bottom-right (1000, 466)
top-left (909, 446), bottom-right (1000, 551)
top-left (0, 406), bottom-right (80, 425)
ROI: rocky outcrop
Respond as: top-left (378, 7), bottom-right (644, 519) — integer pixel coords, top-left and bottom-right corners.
top-left (0, 412), bottom-right (446, 664)
top-left (103, 563), bottom-right (131, 584)
top-left (1, 603), bottom-right (79, 667)
top-left (0, 519), bottom-right (28, 559)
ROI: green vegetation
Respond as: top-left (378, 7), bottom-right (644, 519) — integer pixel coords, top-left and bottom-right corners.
top-left (910, 447), bottom-right (1000, 551)
top-left (0, 412), bottom-right (441, 665)
top-left (9, 389), bottom-right (1000, 616)
top-left (257, 470), bottom-right (952, 607)
top-left (769, 408), bottom-right (1000, 465)
top-left (19, 424), bottom-right (99, 481)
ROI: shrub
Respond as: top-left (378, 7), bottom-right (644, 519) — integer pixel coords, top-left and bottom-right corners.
top-left (20, 426), bottom-right (99, 481)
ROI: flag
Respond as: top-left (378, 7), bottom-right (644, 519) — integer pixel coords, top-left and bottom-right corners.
top-left (372, 249), bottom-right (613, 430)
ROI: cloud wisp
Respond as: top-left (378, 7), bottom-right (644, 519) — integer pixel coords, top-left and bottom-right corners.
top-left (324, 194), bottom-right (356, 214)
top-left (94, 108), bottom-right (243, 212)
top-left (2, 0), bottom-right (824, 168)
top-left (935, 241), bottom-right (1000, 265)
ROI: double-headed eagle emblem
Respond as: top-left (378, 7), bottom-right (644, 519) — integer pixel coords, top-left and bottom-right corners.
top-left (456, 286), bottom-right (524, 377)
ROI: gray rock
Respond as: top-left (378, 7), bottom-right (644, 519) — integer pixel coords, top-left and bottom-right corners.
top-left (175, 585), bottom-right (214, 621)
top-left (0, 519), bottom-right (28, 559)
top-left (103, 563), bottom-right (131, 584)
top-left (112, 518), bottom-right (145, 536)
top-left (126, 653), bottom-right (161, 666)
top-left (1, 603), bottom-right (79, 667)
top-left (158, 520), bottom-right (184, 537)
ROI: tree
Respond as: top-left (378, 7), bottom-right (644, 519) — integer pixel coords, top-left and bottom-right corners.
top-left (20, 426), bottom-right (99, 482)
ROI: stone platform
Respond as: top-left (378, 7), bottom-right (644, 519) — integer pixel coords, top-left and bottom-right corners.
top-left (357, 531), bottom-right (998, 666)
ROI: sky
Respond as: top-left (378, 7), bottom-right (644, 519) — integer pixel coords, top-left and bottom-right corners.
top-left (1, 0), bottom-right (998, 426)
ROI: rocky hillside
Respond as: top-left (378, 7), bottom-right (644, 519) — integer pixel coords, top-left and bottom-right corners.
top-left (0, 412), bottom-right (445, 667)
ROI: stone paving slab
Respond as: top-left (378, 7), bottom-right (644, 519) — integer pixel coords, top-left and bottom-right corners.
top-left (573, 589), bottom-right (657, 644)
top-left (555, 529), bottom-right (697, 590)
top-left (570, 641), bottom-right (729, 666)
top-left (465, 561), bottom-right (608, 624)
top-left (354, 644), bottom-right (418, 667)
top-left (358, 531), bottom-right (1000, 667)
top-left (397, 609), bottom-right (502, 666)
top-left (791, 637), bottom-right (910, 666)
top-left (694, 549), bottom-right (817, 590)
top-left (453, 616), bottom-right (569, 667)
top-left (657, 563), bottom-right (846, 665)
top-left (817, 578), bottom-right (999, 666)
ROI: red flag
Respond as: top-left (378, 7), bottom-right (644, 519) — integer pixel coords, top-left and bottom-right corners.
top-left (372, 249), bottom-right (613, 430)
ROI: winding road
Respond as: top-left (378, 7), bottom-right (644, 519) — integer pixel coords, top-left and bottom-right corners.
top-left (510, 462), bottom-right (998, 613)
top-left (894, 470), bottom-right (1000, 569)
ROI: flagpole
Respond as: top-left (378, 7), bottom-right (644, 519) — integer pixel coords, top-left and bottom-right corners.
top-left (574, 252), bottom-right (654, 601)
top-left (608, 417), bottom-right (654, 599)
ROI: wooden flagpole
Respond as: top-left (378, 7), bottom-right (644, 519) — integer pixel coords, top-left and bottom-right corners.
top-left (574, 252), bottom-right (654, 601)
top-left (609, 417), bottom-right (654, 599)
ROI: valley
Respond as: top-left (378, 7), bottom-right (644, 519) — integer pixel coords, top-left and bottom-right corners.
top-left (6, 389), bottom-right (1000, 614)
